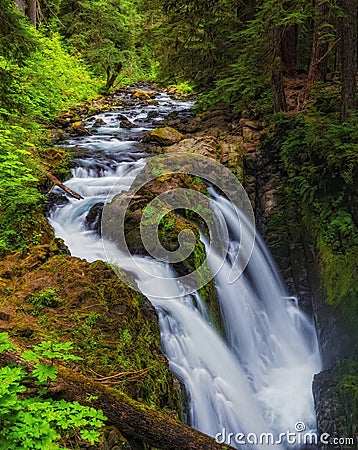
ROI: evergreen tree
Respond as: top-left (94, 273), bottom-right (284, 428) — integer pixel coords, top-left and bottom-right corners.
top-left (338, 0), bottom-right (357, 119)
top-left (1, 0), bottom-right (37, 61)
top-left (142, 0), bottom-right (243, 87)
top-left (68, 0), bottom-right (141, 89)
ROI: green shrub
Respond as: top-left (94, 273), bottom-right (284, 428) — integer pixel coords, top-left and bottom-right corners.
top-left (0, 333), bottom-right (106, 449)
top-left (0, 31), bottom-right (100, 252)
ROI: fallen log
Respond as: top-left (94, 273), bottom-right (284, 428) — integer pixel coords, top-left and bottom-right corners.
top-left (0, 352), bottom-right (234, 450)
top-left (40, 166), bottom-right (84, 200)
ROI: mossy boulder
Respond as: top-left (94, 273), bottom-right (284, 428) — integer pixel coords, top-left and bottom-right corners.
top-left (70, 121), bottom-right (90, 136)
top-left (0, 249), bottom-right (181, 413)
top-left (102, 158), bottom-right (224, 335)
top-left (133, 90), bottom-right (152, 101)
top-left (143, 127), bottom-right (184, 146)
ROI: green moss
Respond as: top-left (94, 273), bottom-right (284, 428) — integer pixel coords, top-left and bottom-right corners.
top-left (194, 243), bottom-right (224, 336)
top-left (338, 360), bottom-right (358, 436)
top-left (0, 253), bottom-right (181, 417)
top-left (317, 238), bottom-right (357, 305)
top-left (262, 111), bottom-right (358, 347)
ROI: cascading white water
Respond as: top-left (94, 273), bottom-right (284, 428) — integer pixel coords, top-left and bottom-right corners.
top-left (206, 191), bottom-right (321, 436)
top-left (49, 91), bottom-right (321, 449)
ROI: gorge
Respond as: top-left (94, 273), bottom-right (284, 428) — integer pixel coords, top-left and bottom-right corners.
top-left (49, 89), bottom-right (323, 448)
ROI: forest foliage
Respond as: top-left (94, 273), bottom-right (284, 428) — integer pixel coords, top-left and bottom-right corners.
top-left (0, 0), bottom-right (356, 336)
top-left (0, 333), bottom-right (106, 448)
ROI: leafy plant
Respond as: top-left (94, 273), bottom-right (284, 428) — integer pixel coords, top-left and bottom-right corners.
top-left (0, 28), bottom-right (100, 252)
top-left (175, 82), bottom-right (194, 95)
top-left (27, 288), bottom-right (61, 310)
top-left (0, 333), bottom-right (106, 449)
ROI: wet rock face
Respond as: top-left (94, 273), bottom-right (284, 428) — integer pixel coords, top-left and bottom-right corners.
top-left (313, 367), bottom-right (348, 450)
top-left (85, 202), bottom-right (104, 233)
top-left (247, 121), bottom-right (356, 448)
top-left (246, 132), bottom-right (355, 366)
top-left (262, 184), bottom-right (354, 366)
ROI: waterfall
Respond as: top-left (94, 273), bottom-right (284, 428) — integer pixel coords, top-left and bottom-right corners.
top-left (49, 91), bottom-right (321, 448)
top-left (206, 190), bottom-right (321, 436)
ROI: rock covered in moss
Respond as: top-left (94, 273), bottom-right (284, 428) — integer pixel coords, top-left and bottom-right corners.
top-left (132, 89), bottom-right (156, 101)
top-left (70, 121), bottom-right (90, 136)
top-left (143, 127), bottom-right (184, 146)
top-left (0, 249), bottom-right (181, 414)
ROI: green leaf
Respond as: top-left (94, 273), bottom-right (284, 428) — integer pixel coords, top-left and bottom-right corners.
top-left (0, 333), bottom-right (19, 353)
top-left (21, 349), bottom-right (40, 363)
top-left (80, 429), bottom-right (101, 445)
top-left (31, 363), bottom-right (58, 383)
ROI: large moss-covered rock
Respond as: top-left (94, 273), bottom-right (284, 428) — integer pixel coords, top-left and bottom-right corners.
top-left (0, 248), bottom-right (181, 413)
top-left (166, 135), bottom-right (244, 180)
top-left (143, 127), bottom-right (184, 146)
top-left (102, 159), bottom-right (224, 335)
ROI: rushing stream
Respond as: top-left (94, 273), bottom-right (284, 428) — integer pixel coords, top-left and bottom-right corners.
top-left (49, 90), bottom-right (322, 448)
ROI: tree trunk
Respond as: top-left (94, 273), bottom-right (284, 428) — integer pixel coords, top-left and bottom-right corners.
top-left (0, 351), bottom-right (235, 450)
top-left (271, 26), bottom-right (287, 112)
top-left (281, 24), bottom-right (298, 77)
top-left (307, 1), bottom-right (330, 87)
top-left (338, 0), bottom-right (357, 120)
top-left (105, 62), bottom-right (123, 90)
top-left (271, 66), bottom-right (288, 112)
top-left (14, 0), bottom-right (26, 13)
top-left (27, 0), bottom-right (37, 27)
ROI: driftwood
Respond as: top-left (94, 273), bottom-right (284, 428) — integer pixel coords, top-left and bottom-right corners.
top-left (40, 167), bottom-right (84, 200)
top-left (0, 352), bottom-right (234, 450)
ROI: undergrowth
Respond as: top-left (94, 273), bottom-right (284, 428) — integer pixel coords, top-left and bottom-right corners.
top-left (0, 332), bottom-right (106, 449)
top-left (0, 30), bottom-right (100, 252)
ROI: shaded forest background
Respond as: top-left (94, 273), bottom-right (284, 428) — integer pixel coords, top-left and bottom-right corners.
top-left (0, 0), bottom-right (357, 447)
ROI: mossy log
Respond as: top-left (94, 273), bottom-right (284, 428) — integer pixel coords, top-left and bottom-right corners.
top-left (0, 352), bottom-right (234, 450)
